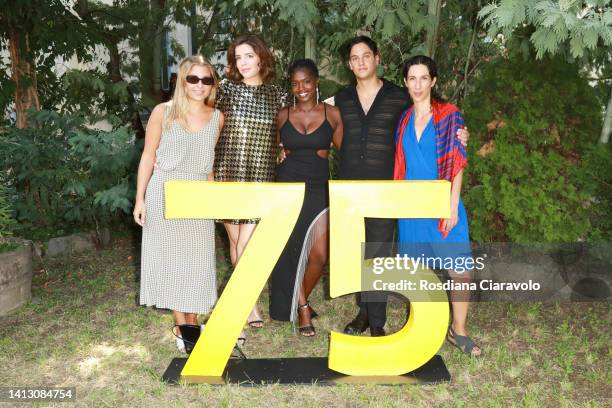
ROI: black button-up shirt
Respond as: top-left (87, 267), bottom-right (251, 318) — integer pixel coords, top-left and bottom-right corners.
top-left (336, 79), bottom-right (410, 180)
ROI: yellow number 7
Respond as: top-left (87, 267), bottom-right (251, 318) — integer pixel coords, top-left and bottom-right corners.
top-left (165, 180), bottom-right (450, 382)
top-left (165, 181), bottom-right (304, 381)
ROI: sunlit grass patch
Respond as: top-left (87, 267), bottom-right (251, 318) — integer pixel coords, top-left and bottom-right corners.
top-left (0, 236), bottom-right (609, 407)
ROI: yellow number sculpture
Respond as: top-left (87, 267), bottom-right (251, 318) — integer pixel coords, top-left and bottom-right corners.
top-left (164, 181), bottom-right (304, 381)
top-left (165, 180), bottom-right (451, 381)
top-left (328, 180), bottom-right (450, 376)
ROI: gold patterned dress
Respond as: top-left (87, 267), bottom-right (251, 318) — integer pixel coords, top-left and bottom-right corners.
top-left (214, 79), bottom-right (287, 224)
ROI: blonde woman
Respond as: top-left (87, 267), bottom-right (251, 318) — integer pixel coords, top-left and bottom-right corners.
top-left (134, 55), bottom-right (224, 352)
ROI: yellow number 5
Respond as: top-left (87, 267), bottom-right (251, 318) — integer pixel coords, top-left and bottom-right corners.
top-left (328, 180), bottom-right (450, 375)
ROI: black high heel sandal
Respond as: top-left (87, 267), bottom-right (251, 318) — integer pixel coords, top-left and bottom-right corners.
top-left (308, 305), bottom-right (319, 319)
top-left (297, 303), bottom-right (316, 337)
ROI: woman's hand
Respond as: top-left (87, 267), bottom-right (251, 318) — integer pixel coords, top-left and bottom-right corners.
top-left (442, 205), bottom-right (459, 233)
top-left (133, 199), bottom-right (146, 226)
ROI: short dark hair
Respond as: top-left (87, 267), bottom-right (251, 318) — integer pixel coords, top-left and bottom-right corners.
top-left (227, 33), bottom-right (276, 83)
top-left (344, 35), bottom-right (379, 60)
top-left (288, 58), bottom-right (319, 79)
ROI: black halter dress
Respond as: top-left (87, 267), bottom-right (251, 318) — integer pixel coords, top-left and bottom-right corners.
top-left (269, 104), bottom-right (332, 322)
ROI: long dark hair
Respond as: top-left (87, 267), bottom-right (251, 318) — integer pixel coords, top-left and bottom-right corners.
top-left (402, 55), bottom-right (444, 101)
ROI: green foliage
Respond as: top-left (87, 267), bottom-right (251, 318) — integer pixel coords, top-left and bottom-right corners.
top-left (479, 0), bottom-right (612, 59)
top-left (0, 184), bottom-right (16, 238)
top-left (574, 143), bottom-right (612, 240)
top-left (0, 111), bottom-right (141, 238)
top-left (462, 55), bottom-right (605, 242)
top-left (188, 0), bottom-right (499, 106)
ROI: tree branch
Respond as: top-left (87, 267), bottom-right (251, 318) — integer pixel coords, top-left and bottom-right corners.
top-left (463, 15), bottom-right (478, 100)
top-left (450, 60), bottom-right (482, 102)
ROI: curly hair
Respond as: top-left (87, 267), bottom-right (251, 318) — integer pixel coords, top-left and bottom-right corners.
top-left (227, 34), bottom-right (276, 83)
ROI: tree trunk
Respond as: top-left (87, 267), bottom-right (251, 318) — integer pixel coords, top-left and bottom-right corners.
top-left (600, 88), bottom-right (611, 144)
top-left (107, 39), bottom-right (145, 139)
top-left (305, 28), bottom-right (316, 62)
top-left (462, 17), bottom-right (478, 100)
top-left (106, 37), bottom-right (123, 83)
top-left (8, 29), bottom-right (40, 129)
top-left (150, 0), bottom-right (163, 103)
top-left (425, 0), bottom-right (442, 58)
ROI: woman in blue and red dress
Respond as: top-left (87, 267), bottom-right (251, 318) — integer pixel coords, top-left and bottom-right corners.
top-left (394, 55), bottom-right (481, 357)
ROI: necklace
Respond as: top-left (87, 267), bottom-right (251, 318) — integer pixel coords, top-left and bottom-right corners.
top-left (415, 105), bottom-right (432, 120)
top-left (295, 101), bottom-right (319, 114)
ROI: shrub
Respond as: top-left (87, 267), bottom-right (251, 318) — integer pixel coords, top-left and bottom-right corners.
top-left (462, 55), bottom-right (605, 242)
top-left (0, 110), bottom-right (141, 239)
top-left (0, 184), bottom-right (16, 238)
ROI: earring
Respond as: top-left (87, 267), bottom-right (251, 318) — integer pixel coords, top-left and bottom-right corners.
top-left (316, 87), bottom-right (320, 104)
top-left (293, 95), bottom-right (296, 108)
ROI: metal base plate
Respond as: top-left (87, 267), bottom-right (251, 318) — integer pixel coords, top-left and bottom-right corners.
top-left (162, 355), bottom-right (450, 385)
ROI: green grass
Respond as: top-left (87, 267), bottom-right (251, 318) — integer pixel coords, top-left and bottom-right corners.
top-left (0, 235), bottom-right (610, 407)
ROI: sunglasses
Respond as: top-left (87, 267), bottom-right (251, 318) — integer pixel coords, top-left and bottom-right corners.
top-left (185, 75), bottom-right (215, 85)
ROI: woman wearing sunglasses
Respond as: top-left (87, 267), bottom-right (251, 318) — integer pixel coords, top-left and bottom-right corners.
top-left (134, 55), bottom-right (224, 353)
top-left (213, 34), bottom-right (287, 332)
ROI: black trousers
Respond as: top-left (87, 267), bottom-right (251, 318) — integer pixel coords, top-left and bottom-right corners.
top-left (357, 217), bottom-right (395, 327)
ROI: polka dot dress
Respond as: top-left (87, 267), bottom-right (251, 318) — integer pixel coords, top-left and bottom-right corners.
top-left (140, 108), bottom-right (220, 314)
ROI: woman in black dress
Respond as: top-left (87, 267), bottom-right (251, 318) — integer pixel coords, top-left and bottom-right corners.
top-left (269, 59), bottom-right (343, 336)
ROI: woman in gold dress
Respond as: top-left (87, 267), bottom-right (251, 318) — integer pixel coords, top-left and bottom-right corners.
top-left (214, 34), bottom-right (287, 330)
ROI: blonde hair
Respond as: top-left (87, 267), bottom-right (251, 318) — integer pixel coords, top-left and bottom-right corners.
top-left (166, 55), bottom-right (219, 131)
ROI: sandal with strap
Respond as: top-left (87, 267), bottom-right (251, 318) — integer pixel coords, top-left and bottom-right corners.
top-left (175, 337), bottom-right (186, 353)
top-left (308, 305), bottom-right (319, 320)
top-left (247, 319), bottom-right (264, 328)
top-left (237, 329), bottom-right (246, 347)
top-left (447, 327), bottom-right (482, 357)
top-left (297, 303), bottom-right (316, 337)
top-left (247, 309), bottom-right (264, 329)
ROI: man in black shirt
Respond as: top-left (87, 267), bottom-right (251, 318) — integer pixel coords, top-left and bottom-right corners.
top-left (335, 36), bottom-right (469, 336)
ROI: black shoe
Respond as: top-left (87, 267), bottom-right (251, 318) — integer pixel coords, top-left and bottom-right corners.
top-left (370, 326), bottom-right (386, 337)
top-left (343, 313), bottom-right (369, 335)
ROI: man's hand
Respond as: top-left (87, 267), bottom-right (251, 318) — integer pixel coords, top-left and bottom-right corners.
top-left (456, 127), bottom-right (469, 147)
top-left (277, 143), bottom-right (290, 164)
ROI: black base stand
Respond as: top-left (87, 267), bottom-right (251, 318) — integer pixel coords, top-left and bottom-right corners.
top-left (162, 355), bottom-right (450, 385)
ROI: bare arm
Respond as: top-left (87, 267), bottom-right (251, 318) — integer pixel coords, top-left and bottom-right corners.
top-left (328, 105), bottom-right (343, 150)
top-left (276, 108), bottom-right (287, 146)
top-left (276, 107), bottom-right (289, 162)
top-left (442, 169), bottom-right (464, 233)
top-left (133, 103), bottom-right (165, 226)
